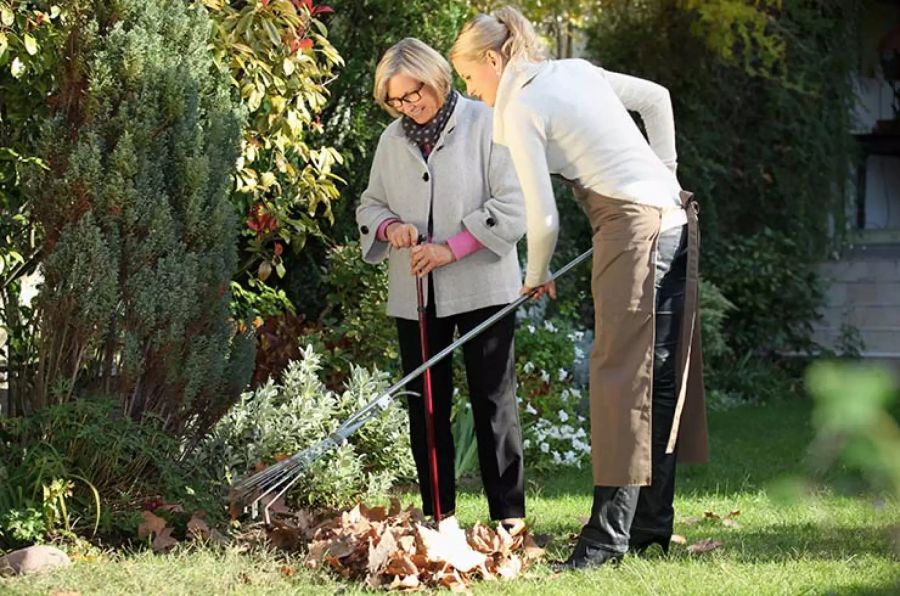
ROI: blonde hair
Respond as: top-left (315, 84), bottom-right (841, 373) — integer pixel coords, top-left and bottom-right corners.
top-left (373, 38), bottom-right (453, 117)
top-left (450, 5), bottom-right (546, 64)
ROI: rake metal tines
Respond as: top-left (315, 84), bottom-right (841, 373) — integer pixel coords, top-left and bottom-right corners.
top-left (228, 390), bottom-right (404, 525)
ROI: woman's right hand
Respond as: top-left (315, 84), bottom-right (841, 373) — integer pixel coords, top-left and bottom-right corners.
top-left (386, 222), bottom-right (420, 248)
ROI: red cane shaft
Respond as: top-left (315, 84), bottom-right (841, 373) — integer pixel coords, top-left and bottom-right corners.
top-left (415, 274), bottom-right (442, 522)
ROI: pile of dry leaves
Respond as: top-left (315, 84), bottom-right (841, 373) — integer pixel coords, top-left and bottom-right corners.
top-left (264, 499), bottom-right (546, 591)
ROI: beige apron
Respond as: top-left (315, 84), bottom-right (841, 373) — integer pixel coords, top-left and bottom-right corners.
top-left (572, 186), bottom-right (708, 486)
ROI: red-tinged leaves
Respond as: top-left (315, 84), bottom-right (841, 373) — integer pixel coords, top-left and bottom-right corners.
top-left (686, 538), bottom-right (725, 555)
top-left (152, 527), bottom-right (179, 553)
top-left (138, 511), bottom-right (167, 540)
top-left (297, 38), bottom-right (314, 51)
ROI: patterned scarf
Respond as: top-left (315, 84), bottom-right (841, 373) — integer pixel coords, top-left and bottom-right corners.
top-left (401, 90), bottom-right (458, 157)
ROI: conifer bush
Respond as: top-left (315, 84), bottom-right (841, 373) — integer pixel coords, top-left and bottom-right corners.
top-left (28, 0), bottom-right (254, 440)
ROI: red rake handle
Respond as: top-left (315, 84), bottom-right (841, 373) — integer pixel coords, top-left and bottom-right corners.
top-left (415, 270), bottom-right (442, 522)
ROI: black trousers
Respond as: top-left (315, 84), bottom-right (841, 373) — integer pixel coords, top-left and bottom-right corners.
top-left (582, 224), bottom-right (687, 552)
top-left (395, 277), bottom-right (524, 520)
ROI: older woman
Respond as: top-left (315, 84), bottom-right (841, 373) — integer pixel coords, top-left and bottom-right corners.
top-left (450, 6), bottom-right (709, 569)
top-left (356, 38), bottom-right (527, 532)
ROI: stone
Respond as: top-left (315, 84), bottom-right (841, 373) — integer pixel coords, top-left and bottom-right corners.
top-left (0, 545), bottom-right (71, 576)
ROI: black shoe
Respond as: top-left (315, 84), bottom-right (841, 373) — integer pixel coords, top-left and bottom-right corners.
top-left (629, 532), bottom-right (671, 556)
top-left (552, 537), bottom-right (624, 571)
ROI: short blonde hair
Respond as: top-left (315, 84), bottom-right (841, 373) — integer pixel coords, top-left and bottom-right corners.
top-left (450, 5), bottom-right (546, 64)
top-left (373, 38), bottom-right (453, 118)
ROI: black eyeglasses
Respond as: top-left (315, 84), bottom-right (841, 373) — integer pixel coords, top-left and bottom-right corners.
top-left (385, 81), bottom-right (425, 109)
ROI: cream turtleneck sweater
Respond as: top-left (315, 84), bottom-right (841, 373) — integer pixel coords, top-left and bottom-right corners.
top-left (493, 58), bottom-right (687, 287)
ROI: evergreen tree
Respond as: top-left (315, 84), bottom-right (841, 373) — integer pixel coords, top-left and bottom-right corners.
top-left (30, 0), bottom-right (254, 439)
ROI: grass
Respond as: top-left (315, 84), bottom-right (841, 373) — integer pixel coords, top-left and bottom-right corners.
top-left (3, 398), bottom-right (898, 595)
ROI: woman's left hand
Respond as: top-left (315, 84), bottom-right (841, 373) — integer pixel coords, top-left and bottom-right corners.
top-left (520, 280), bottom-right (557, 300)
top-left (410, 243), bottom-right (455, 277)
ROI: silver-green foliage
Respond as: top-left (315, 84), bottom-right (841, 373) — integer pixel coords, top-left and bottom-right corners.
top-left (199, 345), bottom-right (415, 508)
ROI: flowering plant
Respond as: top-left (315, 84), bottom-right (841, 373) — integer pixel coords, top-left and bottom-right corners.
top-left (514, 312), bottom-right (592, 471)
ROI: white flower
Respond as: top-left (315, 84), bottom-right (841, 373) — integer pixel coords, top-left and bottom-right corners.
top-left (540, 442), bottom-right (550, 453)
top-left (523, 439), bottom-right (531, 449)
top-left (540, 370), bottom-right (550, 384)
top-left (552, 451), bottom-right (562, 464)
top-left (527, 324), bottom-right (536, 334)
top-left (523, 361), bottom-right (535, 373)
top-left (560, 389), bottom-right (570, 401)
top-left (525, 403), bottom-right (538, 415)
top-left (543, 320), bottom-right (557, 333)
top-left (558, 410), bottom-right (569, 422)
top-left (574, 346), bottom-right (585, 360)
top-left (558, 368), bottom-right (569, 381)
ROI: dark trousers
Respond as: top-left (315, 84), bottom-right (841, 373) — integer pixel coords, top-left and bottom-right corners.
top-left (582, 225), bottom-right (687, 552)
top-left (395, 278), bottom-right (524, 520)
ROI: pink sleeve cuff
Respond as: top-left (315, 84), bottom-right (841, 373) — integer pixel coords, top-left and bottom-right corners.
top-left (446, 229), bottom-right (484, 261)
top-left (376, 218), bottom-right (401, 241)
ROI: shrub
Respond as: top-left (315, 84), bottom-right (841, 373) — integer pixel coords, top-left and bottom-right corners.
top-left (705, 228), bottom-right (824, 356)
top-left (584, 0), bottom-right (859, 355)
top-left (0, 396), bottom-right (216, 547)
top-left (27, 0), bottom-right (254, 440)
top-left (301, 241), bottom-right (399, 387)
top-left (197, 345), bottom-right (415, 509)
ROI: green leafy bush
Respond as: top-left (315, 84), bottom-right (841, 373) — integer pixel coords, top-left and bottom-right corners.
top-left (197, 345), bottom-right (415, 509)
top-left (302, 241), bottom-right (400, 386)
top-left (585, 0), bottom-right (858, 355)
top-left (705, 228), bottom-right (824, 356)
top-left (0, 396), bottom-right (213, 547)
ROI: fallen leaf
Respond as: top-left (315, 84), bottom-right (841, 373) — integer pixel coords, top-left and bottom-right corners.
top-left (722, 518), bottom-right (743, 529)
top-left (686, 538), bottom-right (724, 555)
top-left (495, 554), bottom-right (523, 580)
top-left (704, 511), bottom-right (721, 521)
top-left (671, 534), bottom-right (687, 545)
top-left (417, 523), bottom-right (487, 573)
top-left (260, 494), bottom-right (290, 515)
top-left (208, 528), bottom-right (230, 546)
top-left (187, 515), bottom-right (210, 540)
top-left (49, 592), bottom-right (80, 596)
top-left (138, 511), bottom-right (167, 540)
top-left (280, 565), bottom-right (296, 577)
top-left (152, 527), bottom-right (179, 552)
top-left (368, 528), bottom-right (397, 574)
top-left (157, 503), bottom-right (184, 513)
top-left (267, 524), bottom-right (301, 550)
top-left (523, 534), bottom-right (545, 560)
top-left (728, 510), bottom-right (741, 517)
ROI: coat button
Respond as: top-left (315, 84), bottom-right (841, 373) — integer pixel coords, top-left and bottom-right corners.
top-left (486, 217), bottom-right (496, 227)
top-left (422, 172), bottom-right (429, 182)
top-left (360, 225), bottom-right (369, 234)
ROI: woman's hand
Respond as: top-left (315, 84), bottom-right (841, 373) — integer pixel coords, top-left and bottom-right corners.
top-left (386, 222), bottom-right (420, 248)
top-left (520, 280), bottom-right (557, 300)
top-left (410, 243), bottom-right (455, 277)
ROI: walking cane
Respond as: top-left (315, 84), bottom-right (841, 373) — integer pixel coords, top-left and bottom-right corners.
top-left (415, 236), bottom-right (442, 522)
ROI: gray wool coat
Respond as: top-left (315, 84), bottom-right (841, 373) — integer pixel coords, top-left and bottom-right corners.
top-left (357, 96), bottom-right (526, 321)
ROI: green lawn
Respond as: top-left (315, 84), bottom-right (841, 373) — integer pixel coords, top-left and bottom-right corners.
top-left (3, 398), bottom-right (898, 595)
